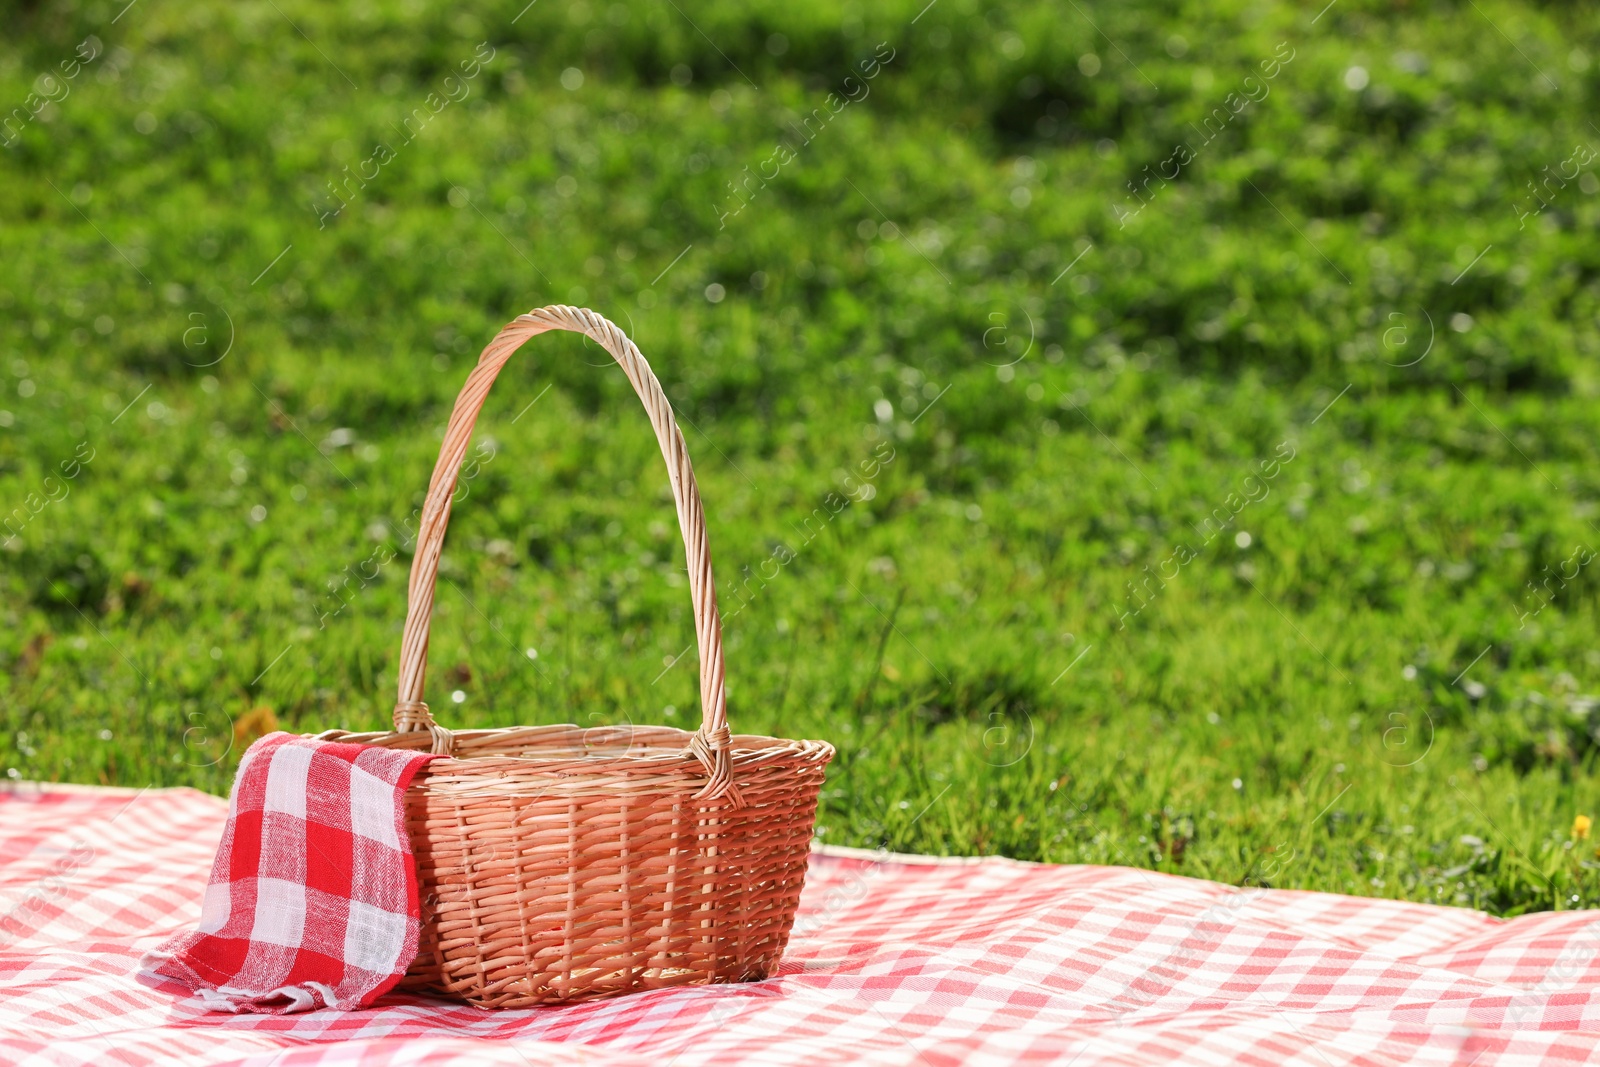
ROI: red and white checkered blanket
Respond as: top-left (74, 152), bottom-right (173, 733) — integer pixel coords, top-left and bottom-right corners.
top-left (140, 733), bottom-right (437, 1013)
top-left (4, 783), bottom-right (1600, 1065)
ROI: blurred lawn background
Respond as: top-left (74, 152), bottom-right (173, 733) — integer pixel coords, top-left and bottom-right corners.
top-left (1, 0), bottom-right (1598, 915)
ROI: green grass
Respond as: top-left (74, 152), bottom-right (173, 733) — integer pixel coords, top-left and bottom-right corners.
top-left (2, 0), bottom-right (1600, 916)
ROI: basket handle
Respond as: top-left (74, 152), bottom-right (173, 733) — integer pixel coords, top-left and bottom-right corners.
top-left (392, 305), bottom-right (737, 802)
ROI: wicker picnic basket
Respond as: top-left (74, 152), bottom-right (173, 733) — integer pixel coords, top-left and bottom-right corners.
top-left (318, 305), bottom-right (834, 1008)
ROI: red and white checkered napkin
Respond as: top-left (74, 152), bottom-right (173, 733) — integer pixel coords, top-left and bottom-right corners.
top-left (139, 732), bottom-right (437, 1013)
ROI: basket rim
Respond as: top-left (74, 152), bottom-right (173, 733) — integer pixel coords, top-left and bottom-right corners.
top-left (374, 726), bottom-right (832, 801)
top-left (311, 722), bottom-right (834, 770)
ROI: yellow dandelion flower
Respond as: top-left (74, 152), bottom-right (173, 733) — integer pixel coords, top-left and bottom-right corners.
top-left (1573, 814), bottom-right (1592, 840)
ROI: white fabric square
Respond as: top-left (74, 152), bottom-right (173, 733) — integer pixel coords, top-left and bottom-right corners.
top-left (347, 765), bottom-right (401, 849)
top-left (261, 743), bottom-right (313, 819)
top-left (342, 900), bottom-right (407, 975)
top-left (197, 880), bottom-right (230, 934)
top-left (249, 877), bottom-right (307, 948)
top-left (227, 748), bottom-right (259, 819)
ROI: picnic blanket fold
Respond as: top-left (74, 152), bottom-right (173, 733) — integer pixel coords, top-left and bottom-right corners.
top-left (138, 732), bottom-right (437, 1013)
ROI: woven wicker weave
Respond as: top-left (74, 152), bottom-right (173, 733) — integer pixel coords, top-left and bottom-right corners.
top-left (319, 305), bottom-right (833, 1008)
